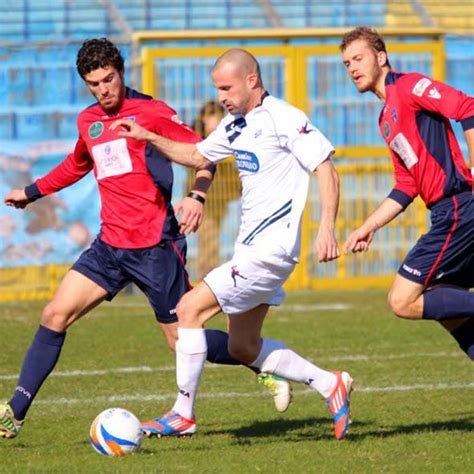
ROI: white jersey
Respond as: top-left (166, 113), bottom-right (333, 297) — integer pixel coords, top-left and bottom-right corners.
top-left (196, 94), bottom-right (334, 261)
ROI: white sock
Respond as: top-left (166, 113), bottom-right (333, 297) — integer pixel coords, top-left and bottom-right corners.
top-left (172, 327), bottom-right (207, 419)
top-left (251, 338), bottom-right (337, 399)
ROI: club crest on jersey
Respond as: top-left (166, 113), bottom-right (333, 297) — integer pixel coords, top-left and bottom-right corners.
top-left (383, 121), bottom-right (391, 138)
top-left (298, 122), bottom-right (315, 134)
top-left (89, 121), bottom-right (104, 139)
top-left (234, 149), bottom-right (260, 173)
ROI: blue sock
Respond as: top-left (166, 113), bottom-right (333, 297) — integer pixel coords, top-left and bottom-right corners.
top-left (9, 325), bottom-right (66, 420)
top-left (205, 329), bottom-right (258, 374)
top-left (423, 287), bottom-right (474, 320)
top-left (450, 319), bottom-right (474, 361)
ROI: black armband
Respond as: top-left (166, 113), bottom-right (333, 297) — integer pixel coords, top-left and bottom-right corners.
top-left (187, 191), bottom-right (206, 204)
top-left (191, 176), bottom-right (212, 193)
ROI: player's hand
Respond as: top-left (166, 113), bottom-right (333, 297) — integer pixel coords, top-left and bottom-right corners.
top-left (343, 226), bottom-right (375, 254)
top-left (4, 189), bottom-right (30, 209)
top-left (109, 119), bottom-right (151, 141)
top-left (314, 228), bottom-right (340, 262)
top-left (174, 197), bottom-right (204, 235)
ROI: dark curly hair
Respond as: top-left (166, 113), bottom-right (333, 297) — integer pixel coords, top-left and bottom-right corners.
top-left (76, 38), bottom-right (125, 79)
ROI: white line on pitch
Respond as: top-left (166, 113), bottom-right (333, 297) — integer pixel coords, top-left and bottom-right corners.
top-left (101, 302), bottom-right (353, 312)
top-left (30, 382), bottom-right (474, 406)
top-left (0, 350), bottom-right (463, 381)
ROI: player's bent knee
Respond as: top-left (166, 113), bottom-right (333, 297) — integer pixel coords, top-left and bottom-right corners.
top-left (228, 342), bottom-right (259, 365)
top-left (40, 303), bottom-right (70, 331)
top-left (387, 291), bottom-right (417, 319)
top-left (176, 294), bottom-right (201, 326)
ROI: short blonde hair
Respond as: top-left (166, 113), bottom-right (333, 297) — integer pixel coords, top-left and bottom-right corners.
top-left (340, 26), bottom-right (391, 67)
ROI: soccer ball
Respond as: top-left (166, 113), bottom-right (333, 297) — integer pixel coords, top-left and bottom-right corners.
top-left (89, 408), bottom-right (144, 456)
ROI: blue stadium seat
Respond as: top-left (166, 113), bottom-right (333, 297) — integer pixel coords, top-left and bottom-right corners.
top-left (56, 107), bottom-right (82, 139)
top-left (14, 109), bottom-right (52, 141)
top-left (0, 111), bottom-right (16, 140)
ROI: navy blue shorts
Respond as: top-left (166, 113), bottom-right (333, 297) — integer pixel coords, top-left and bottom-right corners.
top-left (72, 238), bottom-right (191, 324)
top-left (399, 192), bottom-right (474, 288)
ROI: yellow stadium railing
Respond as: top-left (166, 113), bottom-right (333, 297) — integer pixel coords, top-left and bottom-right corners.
top-left (137, 34), bottom-right (442, 290)
top-left (0, 264), bottom-right (70, 302)
top-left (0, 28), bottom-right (445, 301)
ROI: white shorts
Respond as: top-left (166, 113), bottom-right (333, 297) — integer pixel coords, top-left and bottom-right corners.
top-left (203, 243), bottom-right (296, 315)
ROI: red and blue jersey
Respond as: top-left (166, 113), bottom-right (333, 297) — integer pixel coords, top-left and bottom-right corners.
top-left (380, 71), bottom-right (474, 208)
top-left (25, 88), bottom-right (201, 249)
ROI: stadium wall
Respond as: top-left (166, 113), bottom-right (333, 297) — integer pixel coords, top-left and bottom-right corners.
top-left (0, 28), bottom-right (452, 300)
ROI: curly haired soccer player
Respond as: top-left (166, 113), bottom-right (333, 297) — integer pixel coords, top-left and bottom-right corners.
top-left (0, 39), bottom-right (291, 439)
top-left (111, 48), bottom-right (354, 440)
top-left (340, 27), bottom-right (474, 359)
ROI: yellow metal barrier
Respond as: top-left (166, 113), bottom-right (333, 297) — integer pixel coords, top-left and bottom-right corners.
top-left (285, 156), bottom-right (427, 290)
top-left (138, 38), bottom-right (440, 290)
top-left (0, 264), bottom-right (70, 302)
top-left (0, 29), bottom-right (444, 300)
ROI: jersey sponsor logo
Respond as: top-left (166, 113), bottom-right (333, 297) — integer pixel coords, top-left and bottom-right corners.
top-left (92, 138), bottom-right (133, 180)
top-left (412, 78), bottom-right (432, 97)
top-left (88, 121), bottom-right (104, 139)
top-left (231, 265), bottom-right (248, 287)
top-left (383, 121), bottom-right (391, 138)
top-left (428, 87), bottom-right (441, 99)
top-left (234, 149), bottom-right (260, 172)
top-left (389, 133), bottom-right (418, 169)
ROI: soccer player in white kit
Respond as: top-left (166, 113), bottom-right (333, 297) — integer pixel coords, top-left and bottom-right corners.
top-left (111, 48), bottom-right (354, 440)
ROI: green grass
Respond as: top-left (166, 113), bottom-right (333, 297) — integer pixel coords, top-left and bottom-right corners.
top-left (1, 290), bottom-right (473, 473)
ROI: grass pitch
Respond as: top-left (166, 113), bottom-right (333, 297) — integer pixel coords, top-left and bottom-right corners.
top-left (1, 289), bottom-right (473, 473)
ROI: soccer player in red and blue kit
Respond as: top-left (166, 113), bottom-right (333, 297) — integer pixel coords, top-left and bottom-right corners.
top-left (341, 27), bottom-right (474, 360)
top-left (0, 39), bottom-right (291, 439)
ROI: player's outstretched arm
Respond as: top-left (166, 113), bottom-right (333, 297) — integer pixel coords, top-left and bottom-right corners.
top-left (314, 159), bottom-right (340, 262)
top-left (4, 189), bottom-right (31, 209)
top-left (343, 198), bottom-right (404, 254)
top-left (109, 119), bottom-right (210, 170)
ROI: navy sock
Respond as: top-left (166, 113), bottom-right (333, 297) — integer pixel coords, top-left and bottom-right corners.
top-left (9, 325), bottom-right (66, 420)
top-left (423, 287), bottom-right (474, 320)
top-left (205, 329), bottom-right (258, 374)
top-left (450, 319), bottom-right (474, 361)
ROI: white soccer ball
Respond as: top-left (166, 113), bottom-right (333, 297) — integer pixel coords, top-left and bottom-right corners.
top-left (89, 408), bottom-right (144, 456)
